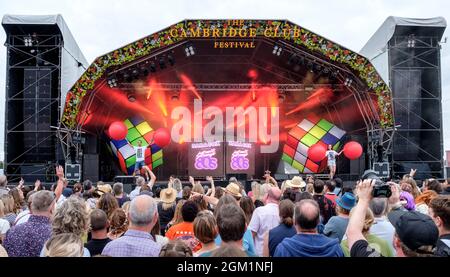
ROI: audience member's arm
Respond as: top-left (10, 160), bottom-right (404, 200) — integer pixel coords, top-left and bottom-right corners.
top-left (189, 176), bottom-right (195, 187)
top-left (147, 168), bottom-right (156, 188)
top-left (409, 168), bottom-right (417, 178)
top-left (262, 232), bottom-right (270, 257)
top-left (54, 165), bottom-right (65, 201)
top-left (191, 191), bottom-right (219, 206)
top-left (206, 176), bottom-right (215, 197)
top-left (34, 179), bottom-right (41, 191)
top-left (346, 179), bottom-right (373, 251)
top-left (264, 172), bottom-right (277, 187)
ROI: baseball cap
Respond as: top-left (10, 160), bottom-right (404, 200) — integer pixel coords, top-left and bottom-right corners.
top-left (388, 210), bottom-right (439, 251)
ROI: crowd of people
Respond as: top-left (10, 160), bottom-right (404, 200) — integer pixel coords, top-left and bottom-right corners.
top-left (0, 167), bottom-right (449, 257)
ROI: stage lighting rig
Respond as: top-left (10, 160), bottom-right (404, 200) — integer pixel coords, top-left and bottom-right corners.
top-left (159, 57), bottom-right (166, 69)
top-left (278, 91), bottom-right (286, 103)
top-left (344, 78), bottom-right (353, 87)
top-left (185, 44), bottom-right (195, 57)
top-left (407, 34), bottom-right (416, 48)
top-left (150, 62), bottom-right (157, 72)
top-left (272, 44), bottom-right (282, 56)
top-left (24, 36), bottom-right (33, 47)
top-left (107, 75), bottom-right (118, 88)
top-left (168, 54), bottom-right (175, 66)
top-left (127, 92), bottom-right (136, 102)
top-left (171, 91), bottom-right (180, 101)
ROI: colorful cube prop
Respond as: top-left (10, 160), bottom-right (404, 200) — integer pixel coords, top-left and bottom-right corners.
top-left (282, 116), bottom-right (345, 173)
top-left (109, 116), bottom-right (163, 175)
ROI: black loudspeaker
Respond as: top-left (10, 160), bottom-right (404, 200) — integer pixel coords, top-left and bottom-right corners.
top-left (65, 164), bottom-right (81, 181)
top-left (373, 162), bottom-right (390, 178)
top-left (83, 154), bottom-right (99, 182)
top-left (21, 165), bottom-right (47, 182)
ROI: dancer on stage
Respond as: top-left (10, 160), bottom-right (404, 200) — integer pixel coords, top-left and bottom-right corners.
top-left (133, 140), bottom-right (147, 177)
top-left (326, 145), bottom-right (343, 180)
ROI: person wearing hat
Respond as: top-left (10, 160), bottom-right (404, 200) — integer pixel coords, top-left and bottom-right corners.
top-left (157, 187), bottom-right (177, 236)
top-left (285, 176), bottom-right (307, 193)
top-left (347, 179), bottom-right (439, 257)
top-left (323, 192), bottom-right (356, 242)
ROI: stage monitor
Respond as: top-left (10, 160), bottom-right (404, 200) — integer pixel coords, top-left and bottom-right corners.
top-left (188, 141), bottom-right (224, 177)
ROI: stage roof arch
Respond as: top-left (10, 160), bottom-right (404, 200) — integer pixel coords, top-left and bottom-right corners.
top-left (61, 19), bottom-right (394, 129)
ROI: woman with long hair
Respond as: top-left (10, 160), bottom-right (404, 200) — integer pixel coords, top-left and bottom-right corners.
top-left (9, 188), bottom-right (26, 214)
top-left (263, 199), bottom-right (296, 257)
top-left (96, 193), bottom-right (119, 220)
top-left (0, 194), bottom-right (17, 226)
top-left (107, 208), bottom-right (129, 240)
top-left (165, 199), bottom-right (186, 234)
top-left (415, 190), bottom-right (438, 215)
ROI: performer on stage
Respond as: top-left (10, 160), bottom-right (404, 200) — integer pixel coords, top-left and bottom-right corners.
top-left (133, 140), bottom-right (147, 177)
top-left (325, 145), bottom-right (343, 180)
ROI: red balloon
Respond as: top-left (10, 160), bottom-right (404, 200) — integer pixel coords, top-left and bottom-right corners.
top-left (343, 141), bottom-right (363, 160)
top-left (108, 121), bottom-right (128, 141)
top-left (308, 144), bottom-right (327, 162)
top-left (153, 128), bottom-right (171, 148)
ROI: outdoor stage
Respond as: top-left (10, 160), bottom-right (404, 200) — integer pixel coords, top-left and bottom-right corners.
top-left (56, 19), bottom-right (395, 183)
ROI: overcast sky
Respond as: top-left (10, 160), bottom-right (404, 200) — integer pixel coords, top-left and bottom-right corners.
top-left (0, 0), bottom-right (449, 161)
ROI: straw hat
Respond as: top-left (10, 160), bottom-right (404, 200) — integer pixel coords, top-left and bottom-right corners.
top-left (160, 187), bottom-right (177, 204)
top-left (97, 183), bottom-right (112, 194)
top-left (225, 183), bottom-right (242, 198)
top-left (285, 176), bottom-right (306, 189)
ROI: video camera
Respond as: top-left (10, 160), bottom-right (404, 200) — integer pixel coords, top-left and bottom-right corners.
top-left (361, 170), bottom-right (392, 198)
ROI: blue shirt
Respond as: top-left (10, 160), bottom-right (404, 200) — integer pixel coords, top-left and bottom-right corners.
top-left (268, 223), bottom-right (296, 257)
top-left (214, 228), bottom-right (256, 255)
top-left (274, 233), bottom-right (343, 257)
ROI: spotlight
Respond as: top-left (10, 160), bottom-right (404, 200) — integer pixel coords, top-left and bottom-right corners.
top-left (407, 35), bottom-right (416, 48)
top-left (287, 55), bottom-right (297, 66)
top-left (314, 64), bottom-right (322, 73)
top-left (159, 57), bottom-right (166, 69)
top-left (168, 54), bottom-right (175, 66)
top-left (140, 65), bottom-right (149, 77)
top-left (24, 36), bottom-right (33, 47)
top-left (344, 78), bottom-right (353, 87)
top-left (150, 62), bottom-right (156, 72)
top-left (278, 91), bottom-right (286, 103)
top-left (107, 75), bottom-right (118, 88)
top-left (272, 45), bottom-right (282, 56)
top-left (171, 92), bottom-right (180, 101)
top-left (123, 72), bottom-right (133, 83)
top-left (329, 70), bottom-right (338, 82)
top-left (131, 68), bottom-right (139, 79)
top-left (307, 61), bottom-right (314, 72)
top-left (127, 93), bottom-right (136, 102)
top-left (185, 45), bottom-right (195, 57)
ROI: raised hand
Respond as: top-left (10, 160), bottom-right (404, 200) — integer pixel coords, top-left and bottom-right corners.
top-left (387, 181), bottom-right (400, 205)
top-left (34, 179), bottom-right (41, 191)
top-left (56, 165), bottom-right (64, 180)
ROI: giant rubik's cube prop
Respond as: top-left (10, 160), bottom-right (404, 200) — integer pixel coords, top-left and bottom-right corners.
top-left (282, 116), bottom-right (346, 173)
top-left (109, 116), bottom-right (163, 175)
